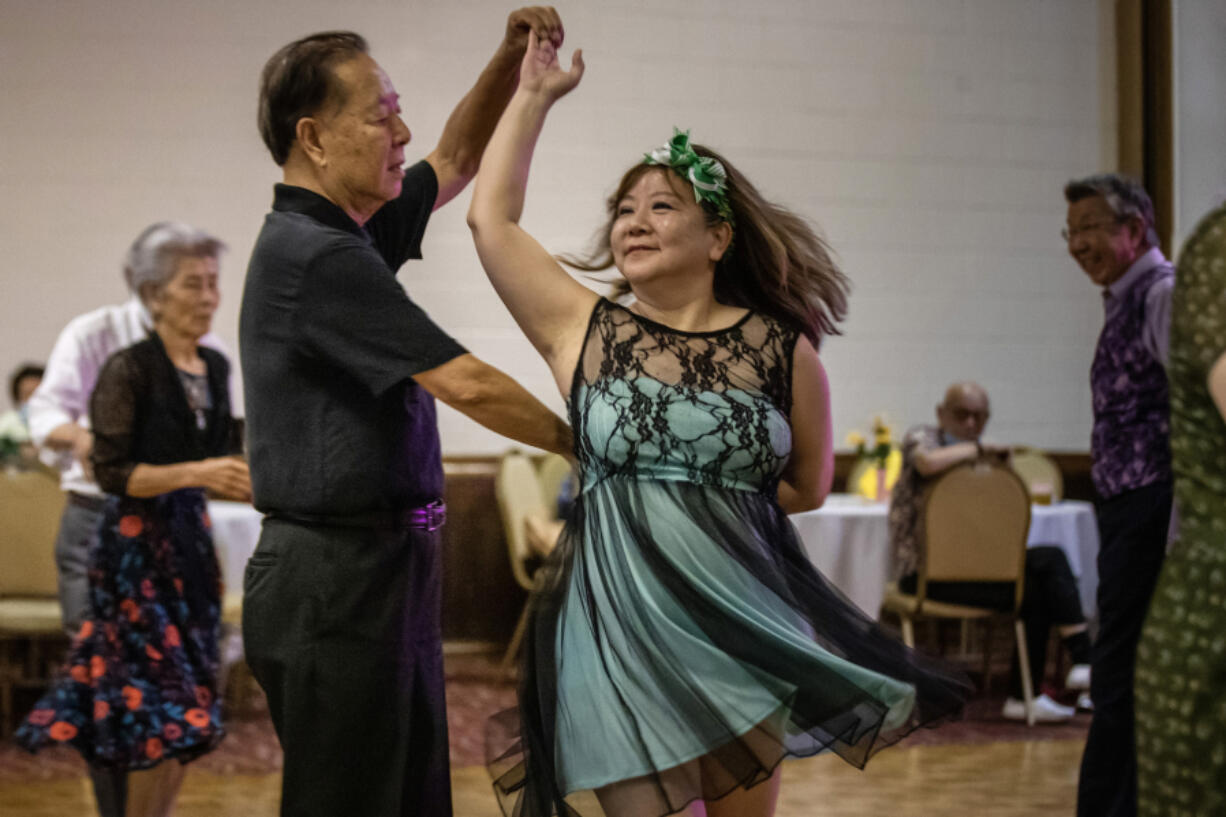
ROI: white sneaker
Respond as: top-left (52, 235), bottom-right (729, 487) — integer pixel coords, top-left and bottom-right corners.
top-left (1002, 694), bottom-right (1076, 723)
top-left (1076, 692), bottom-right (1093, 711)
top-left (1065, 663), bottom-right (1091, 690)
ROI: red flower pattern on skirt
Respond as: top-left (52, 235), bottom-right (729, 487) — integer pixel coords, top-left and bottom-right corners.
top-left (118, 515), bottom-right (143, 537)
top-left (27, 709), bottom-right (54, 726)
top-left (119, 598), bottom-right (140, 623)
top-left (184, 708), bottom-right (211, 729)
top-left (15, 491), bottom-right (223, 769)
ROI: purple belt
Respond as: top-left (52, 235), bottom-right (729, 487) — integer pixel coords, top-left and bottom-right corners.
top-left (403, 500), bottom-right (447, 532)
top-left (267, 500), bottom-right (447, 531)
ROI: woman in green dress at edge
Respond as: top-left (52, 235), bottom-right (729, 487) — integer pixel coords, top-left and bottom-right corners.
top-left (469, 34), bottom-right (971, 817)
top-left (1135, 201), bottom-right (1226, 816)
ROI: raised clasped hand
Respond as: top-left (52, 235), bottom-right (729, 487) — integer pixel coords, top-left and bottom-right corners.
top-left (520, 29), bottom-right (584, 102)
top-left (504, 6), bottom-right (564, 52)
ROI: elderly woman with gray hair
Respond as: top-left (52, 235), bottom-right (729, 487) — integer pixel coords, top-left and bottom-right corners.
top-left (16, 222), bottom-right (249, 817)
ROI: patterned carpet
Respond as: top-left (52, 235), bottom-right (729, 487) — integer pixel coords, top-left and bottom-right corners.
top-left (0, 652), bottom-right (1088, 783)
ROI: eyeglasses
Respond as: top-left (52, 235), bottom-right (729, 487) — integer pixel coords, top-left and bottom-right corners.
top-left (948, 407), bottom-right (988, 423)
top-left (1061, 218), bottom-right (1122, 243)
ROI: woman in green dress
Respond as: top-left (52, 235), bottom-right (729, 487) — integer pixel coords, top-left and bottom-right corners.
top-left (470, 33), bottom-right (970, 817)
top-left (1135, 201), bottom-right (1226, 816)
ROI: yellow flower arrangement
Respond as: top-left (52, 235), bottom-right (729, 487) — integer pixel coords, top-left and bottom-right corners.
top-left (846, 416), bottom-right (901, 501)
top-left (848, 416), bottom-right (893, 468)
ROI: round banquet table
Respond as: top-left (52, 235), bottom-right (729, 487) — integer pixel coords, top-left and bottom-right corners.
top-left (789, 494), bottom-right (1100, 621)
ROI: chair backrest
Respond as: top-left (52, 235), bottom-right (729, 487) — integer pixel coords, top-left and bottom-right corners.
top-left (535, 453), bottom-right (574, 515)
top-left (920, 461), bottom-right (1031, 608)
top-left (0, 468), bottom-right (66, 597)
top-left (1010, 448), bottom-right (1064, 502)
top-left (495, 451), bottom-right (550, 591)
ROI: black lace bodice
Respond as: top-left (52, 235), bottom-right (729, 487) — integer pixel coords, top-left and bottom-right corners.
top-left (569, 299), bottom-right (799, 496)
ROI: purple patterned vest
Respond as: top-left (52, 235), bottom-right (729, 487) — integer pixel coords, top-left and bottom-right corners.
top-left (1090, 262), bottom-right (1174, 498)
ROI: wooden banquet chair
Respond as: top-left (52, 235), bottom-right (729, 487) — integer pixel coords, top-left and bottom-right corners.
top-left (0, 467), bottom-right (68, 733)
top-left (881, 460), bottom-right (1037, 725)
top-left (494, 451), bottom-right (562, 674)
top-left (1010, 447), bottom-right (1064, 503)
top-left (535, 452), bottom-right (575, 516)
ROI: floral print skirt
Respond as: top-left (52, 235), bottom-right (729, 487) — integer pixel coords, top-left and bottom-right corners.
top-left (16, 489), bottom-right (224, 769)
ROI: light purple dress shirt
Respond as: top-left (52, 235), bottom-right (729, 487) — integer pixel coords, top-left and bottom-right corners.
top-left (1103, 246), bottom-right (1174, 367)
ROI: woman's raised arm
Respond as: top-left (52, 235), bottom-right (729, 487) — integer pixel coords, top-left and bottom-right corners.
top-left (467, 31), bottom-right (595, 393)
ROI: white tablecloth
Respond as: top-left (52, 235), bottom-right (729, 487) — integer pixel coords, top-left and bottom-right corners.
top-left (207, 500), bottom-right (263, 594)
top-left (790, 495), bottom-right (893, 619)
top-left (789, 494), bottom-right (1100, 620)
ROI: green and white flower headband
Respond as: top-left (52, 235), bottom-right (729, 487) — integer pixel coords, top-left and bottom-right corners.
top-left (643, 128), bottom-right (735, 225)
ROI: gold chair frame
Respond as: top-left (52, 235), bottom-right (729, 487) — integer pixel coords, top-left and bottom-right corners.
top-left (882, 461), bottom-right (1037, 724)
top-left (0, 468), bottom-right (68, 733)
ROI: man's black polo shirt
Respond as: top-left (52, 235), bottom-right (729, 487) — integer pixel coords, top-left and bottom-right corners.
top-left (239, 161), bottom-right (466, 516)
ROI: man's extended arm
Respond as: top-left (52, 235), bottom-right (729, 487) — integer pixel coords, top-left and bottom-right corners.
top-left (913, 441), bottom-right (980, 477)
top-left (425, 6), bottom-right (563, 210)
top-left (27, 319), bottom-right (98, 475)
top-left (914, 440), bottom-right (1010, 476)
top-left (28, 328), bottom-right (88, 450)
top-left (413, 353), bottom-right (571, 456)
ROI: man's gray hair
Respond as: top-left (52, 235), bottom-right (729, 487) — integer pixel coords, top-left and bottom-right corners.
top-left (1063, 173), bottom-right (1159, 247)
top-left (123, 222), bottom-right (225, 296)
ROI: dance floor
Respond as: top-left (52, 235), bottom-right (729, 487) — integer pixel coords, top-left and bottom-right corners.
top-left (0, 741), bottom-right (1085, 817)
top-left (0, 652), bottom-right (1089, 816)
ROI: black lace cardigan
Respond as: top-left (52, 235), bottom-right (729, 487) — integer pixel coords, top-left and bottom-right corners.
top-left (89, 332), bottom-right (240, 497)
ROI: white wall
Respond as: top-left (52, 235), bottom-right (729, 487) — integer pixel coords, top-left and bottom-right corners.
top-left (1173, 0), bottom-right (1226, 249)
top-left (0, 0), bottom-right (1116, 453)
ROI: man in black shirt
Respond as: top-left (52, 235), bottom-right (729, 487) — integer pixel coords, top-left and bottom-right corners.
top-left (240, 11), bottom-right (570, 816)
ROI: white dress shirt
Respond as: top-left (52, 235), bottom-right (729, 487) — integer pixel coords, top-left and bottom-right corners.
top-left (28, 296), bottom-right (230, 495)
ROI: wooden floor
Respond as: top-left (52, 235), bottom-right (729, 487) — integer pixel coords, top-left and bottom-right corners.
top-left (2, 738), bottom-right (1083, 816)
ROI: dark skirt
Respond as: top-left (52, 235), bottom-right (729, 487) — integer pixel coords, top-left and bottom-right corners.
top-left (16, 489), bottom-right (223, 769)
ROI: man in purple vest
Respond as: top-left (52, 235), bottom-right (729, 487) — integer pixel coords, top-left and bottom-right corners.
top-left (1065, 174), bottom-right (1174, 817)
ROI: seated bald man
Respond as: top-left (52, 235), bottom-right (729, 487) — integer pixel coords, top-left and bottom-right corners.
top-left (887, 382), bottom-right (1092, 722)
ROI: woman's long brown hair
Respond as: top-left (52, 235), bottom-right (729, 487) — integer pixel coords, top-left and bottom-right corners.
top-left (561, 144), bottom-right (849, 347)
